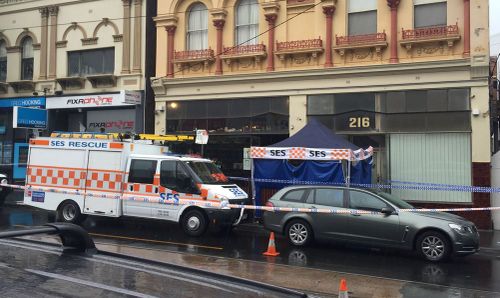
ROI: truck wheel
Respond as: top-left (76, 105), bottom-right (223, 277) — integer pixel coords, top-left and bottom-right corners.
top-left (57, 201), bottom-right (84, 224)
top-left (181, 209), bottom-right (207, 237)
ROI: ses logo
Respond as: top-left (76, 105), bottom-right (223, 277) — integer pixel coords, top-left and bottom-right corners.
top-left (160, 192), bottom-right (180, 204)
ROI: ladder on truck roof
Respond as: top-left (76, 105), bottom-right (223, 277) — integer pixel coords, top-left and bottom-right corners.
top-left (49, 132), bottom-right (195, 142)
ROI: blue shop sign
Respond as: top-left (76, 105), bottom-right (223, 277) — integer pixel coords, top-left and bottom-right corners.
top-left (0, 97), bottom-right (46, 108)
top-left (13, 107), bottom-right (48, 129)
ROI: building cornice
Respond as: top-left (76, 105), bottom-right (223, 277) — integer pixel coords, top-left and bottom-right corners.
top-left (153, 58), bottom-right (487, 99)
top-left (160, 59), bottom-right (473, 87)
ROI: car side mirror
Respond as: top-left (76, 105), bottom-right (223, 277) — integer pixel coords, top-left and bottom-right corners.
top-left (380, 207), bottom-right (394, 215)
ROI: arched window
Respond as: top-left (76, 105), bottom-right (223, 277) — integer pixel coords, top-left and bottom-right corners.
top-left (187, 3), bottom-right (208, 51)
top-left (21, 37), bottom-right (33, 80)
top-left (235, 0), bottom-right (259, 45)
top-left (0, 40), bottom-right (7, 82)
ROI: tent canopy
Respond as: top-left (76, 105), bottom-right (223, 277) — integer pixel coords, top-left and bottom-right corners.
top-left (269, 118), bottom-right (359, 150)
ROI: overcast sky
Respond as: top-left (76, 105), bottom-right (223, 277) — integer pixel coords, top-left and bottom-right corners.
top-left (491, 0), bottom-right (500, 35)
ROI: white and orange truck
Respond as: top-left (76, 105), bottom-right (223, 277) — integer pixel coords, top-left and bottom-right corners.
top-left (23, 133), bottom-right (248, 236)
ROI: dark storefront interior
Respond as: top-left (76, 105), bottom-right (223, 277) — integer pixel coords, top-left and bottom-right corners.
top-left (166, 97), bottom-right (289, 178)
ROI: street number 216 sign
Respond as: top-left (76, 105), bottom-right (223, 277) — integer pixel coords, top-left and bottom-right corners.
top-left (348, 117), bottom-right (370, 128)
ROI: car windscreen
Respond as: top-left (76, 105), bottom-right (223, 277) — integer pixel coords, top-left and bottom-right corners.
top-left (376, 191), bottom-right (415, 209)
top-left (185, 161), bottom-right (229, 184)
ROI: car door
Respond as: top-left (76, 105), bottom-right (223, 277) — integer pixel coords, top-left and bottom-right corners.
top-left (346, 189), bottom-right (403, 246)
top-left (156, 160), bottom-right (200, 221)
top-left (305, 188), bottom-right (352, 241)
top-left (123, 159), bottom-right (159, 218)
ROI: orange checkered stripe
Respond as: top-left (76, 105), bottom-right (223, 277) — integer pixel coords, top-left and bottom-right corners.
top-left (27, 165), bottom-right (124, 193)
top-left (330, 149), bottom-right (351, 160)
top-left (86, 170), bottom-right (123, 192)
top-left (27, 166), bottom-right (86, 189)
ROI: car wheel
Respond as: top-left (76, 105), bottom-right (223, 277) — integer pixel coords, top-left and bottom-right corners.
top-left (182, 209), bottom-right (208, 237)
top-left (417, 231), bottom-right (451, 262)
top-left (57, 201), bottom-right (84, 224)
top-left (286, 219), bottom-right (313, 247)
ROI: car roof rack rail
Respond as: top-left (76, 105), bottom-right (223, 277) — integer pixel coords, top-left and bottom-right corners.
top-left (0, 222), bottom-right (96, 254)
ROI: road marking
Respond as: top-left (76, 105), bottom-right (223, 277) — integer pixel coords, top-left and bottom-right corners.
top-left (88, 233), bottom-right (224, 251)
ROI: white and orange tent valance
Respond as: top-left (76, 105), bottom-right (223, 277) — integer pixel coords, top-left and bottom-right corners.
top-left (250, 146), bottom-right (374, 161)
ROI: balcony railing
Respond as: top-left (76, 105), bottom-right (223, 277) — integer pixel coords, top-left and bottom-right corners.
top-left (174, 49), bottom-right (214, 61)
top-left (222, 44), bottom-right (266, 56)
top-left (336, 32), bottom-right (386, 46)
top-left (276, 38), bottom-right (322, 51)
top-left (402, 24), bottom-right (459, 40)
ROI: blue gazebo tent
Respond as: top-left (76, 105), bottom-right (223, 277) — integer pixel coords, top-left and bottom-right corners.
top-left (250, 118), bottom-right (373, 209)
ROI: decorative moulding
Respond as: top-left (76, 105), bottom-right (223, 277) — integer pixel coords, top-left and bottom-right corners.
top-left (56, 40), bottom-right (68, 48)
top-left (0, 82), bottom-right (8, 94)
top-left (220, 44), bottom-right (267, 65)
top-left (86, 74), bottom-right (117, 88)
top-left (56, 77), bottom-right (86, 90)
top-left (8, 80), bottom-right (35, 93)
top-left (400, 24), bottom-right (461, 55)
top-left (81, 37), bottom-right (98, 46)
top-left (334, 32), bottom-right (388, 57)
top-left (275, 38), bottom-right (323, 60)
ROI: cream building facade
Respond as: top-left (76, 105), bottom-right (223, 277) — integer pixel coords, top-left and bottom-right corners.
top-left (0, 0), bottom-right (154, 180)
top-left (162, 0), bottom-right (488, 226)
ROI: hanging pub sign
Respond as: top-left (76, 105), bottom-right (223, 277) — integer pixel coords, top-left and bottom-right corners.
top-left (250, 146), bottom-right (373, 161)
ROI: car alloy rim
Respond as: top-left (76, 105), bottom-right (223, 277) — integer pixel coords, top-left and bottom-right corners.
top-left (187, 216), bottom-right (200, 230)
top-left (63, 204), bottom-right (76, 221)
top-left (289, 223), bottom-right (308, 245)
top-left (421, 236), bottom-right (445, 260)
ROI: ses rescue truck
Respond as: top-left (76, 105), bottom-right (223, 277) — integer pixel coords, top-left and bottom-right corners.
top-left (23, 134), bottom-right (248, 236)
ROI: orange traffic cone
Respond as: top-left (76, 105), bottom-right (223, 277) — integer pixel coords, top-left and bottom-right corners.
top-left (338, 279), bottom-right (349, 298)
top-left (263, 232), bottom-right (280, 256)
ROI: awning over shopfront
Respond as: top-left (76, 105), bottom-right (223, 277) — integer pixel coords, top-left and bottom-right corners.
top-left (250, 118), bottom-right (373, 209)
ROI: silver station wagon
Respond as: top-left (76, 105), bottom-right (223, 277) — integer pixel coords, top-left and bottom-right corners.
top-left (263, 186), bottom-right (479, 262)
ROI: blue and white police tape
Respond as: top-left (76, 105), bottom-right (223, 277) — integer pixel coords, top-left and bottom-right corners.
top-left (228, 176), bottom-right (500, 193)
top-left (4, 182), bottom-right (500, 214)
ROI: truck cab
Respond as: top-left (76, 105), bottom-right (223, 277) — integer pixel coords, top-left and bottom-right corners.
top-left (123, 154), bottom-right (248, 236)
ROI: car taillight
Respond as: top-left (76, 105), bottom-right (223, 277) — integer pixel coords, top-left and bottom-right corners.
top-left (265, 201), bottom-right (274, 207)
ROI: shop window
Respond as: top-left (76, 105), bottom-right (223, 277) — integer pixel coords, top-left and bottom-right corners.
top-left (414, 0), bottom-right (447, 28)
top-left (67, 48), bottom-right (114, 76)
top-left (20, 37), bottom-right (33, 80)
top-left (308, 89), bottom-right (470, 133)
top-left (166, 98), bottom-right (289, 134)
top-left (187, 3), bottom-right (208, 51)
top-left (235, 0), bottom-right (259, 45)
top-left (348, 0), bottom-right (377, 36)
top-left (307, 95), bottom-right (334, 115)
top-left (0, 40), bottom-right (6, 82)
top-left (128, 159), bottom-right (157, 184)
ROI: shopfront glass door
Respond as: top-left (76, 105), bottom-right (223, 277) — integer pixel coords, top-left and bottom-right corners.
top-left (13, 143), bottom-right (28, 180)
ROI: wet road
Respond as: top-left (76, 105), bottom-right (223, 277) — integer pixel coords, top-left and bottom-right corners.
top-left (2, 205), bottom-right (500, 296)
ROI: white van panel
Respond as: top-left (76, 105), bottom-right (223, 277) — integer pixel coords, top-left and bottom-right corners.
top-left (24, 147), bottom-right (87, 211)
top-left (83, 150), bottom-right (122, 216)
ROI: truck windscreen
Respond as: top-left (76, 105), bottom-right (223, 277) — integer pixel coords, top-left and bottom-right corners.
top-left (186, 161), bottom-right (229, 184)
